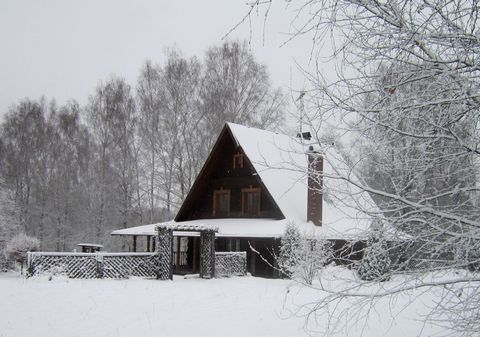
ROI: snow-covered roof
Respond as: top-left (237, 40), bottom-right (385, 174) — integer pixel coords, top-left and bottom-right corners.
top-left (157, 223), bottom-right (218, 232)
top-left (111, 218), bottom-right (368, 240)
top-left (111, 122), bottom-right (381, 240)
top-left (227, 123), bottom-right (376, 235)
top-left (77, 243), bottom-right (103, 248)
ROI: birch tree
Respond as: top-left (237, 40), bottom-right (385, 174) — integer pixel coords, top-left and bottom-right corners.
top-left (137, 60), bottom-right (164, 223)
top-left (0, 177), bottom-right (20, 269)
top-left (86, 77), bottom-right (138, 244)
top-left (0, 99), bottom-right (47, 234)
top-left (200, 41), bottom-right (285, 151)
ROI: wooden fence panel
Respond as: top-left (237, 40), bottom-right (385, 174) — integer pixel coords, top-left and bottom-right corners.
top-left (102, 254), bottom-right (157, 278)
top-left (27, 252), bottom-right (157, 279)
top-left (215, 252), bottom-right (247, 277)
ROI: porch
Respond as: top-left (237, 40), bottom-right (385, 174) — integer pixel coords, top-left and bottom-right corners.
top-left (127, 234), bottom-right (200, 275)
top-left (123, 233), bottom-right (278, 277)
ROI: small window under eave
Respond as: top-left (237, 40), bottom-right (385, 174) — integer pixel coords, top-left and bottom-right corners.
top-left (233, 152), bottom-right (244, 169)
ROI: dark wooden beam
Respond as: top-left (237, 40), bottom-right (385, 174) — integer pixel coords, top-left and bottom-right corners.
top-left (133, 235), bottom-right (137, 253)
top-left (250, 240), bottom-right (256, 276)
top-left (175, 237), bottom-right (181, 272)
top-left (146, 235), bottom-right (151, 252)
top-left (192, 237), bottom-right (198, 273)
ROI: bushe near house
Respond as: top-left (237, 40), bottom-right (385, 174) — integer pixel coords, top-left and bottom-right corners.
top-left (111, 122), bottom-right (376, 277)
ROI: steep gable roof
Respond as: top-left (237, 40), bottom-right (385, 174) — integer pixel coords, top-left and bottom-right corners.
top-left (226, 123), bottom-right (378, 236)
top-left (175, 124), bottom-right (283, 221)
top-left (226, 122), bottom-right (307, 221)
top-left (113, 123), bottom-right (381, 239)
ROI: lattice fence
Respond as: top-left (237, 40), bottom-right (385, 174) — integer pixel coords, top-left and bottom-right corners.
top-left (102, 254), bottom-right (157, 278)
top-left (215, 252), bottom-right (247, 278)
top-left (27, 252), bottom-right (157, 279)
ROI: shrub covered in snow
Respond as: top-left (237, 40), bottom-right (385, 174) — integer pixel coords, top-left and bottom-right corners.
top-left (4, 233), bottom-right (40, 272)
top-left (279, 221), bottom-right (333, 285)
top-left (279, 221), bottom-right (302, 277)
top-left (358, 224), bottom-right (391, 282)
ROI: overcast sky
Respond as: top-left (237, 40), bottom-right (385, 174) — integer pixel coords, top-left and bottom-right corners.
top-left (0, 0), bottom-right (332, 122)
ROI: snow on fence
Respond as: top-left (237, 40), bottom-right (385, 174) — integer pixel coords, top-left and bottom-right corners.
top-left (27, 252), bottom-right (157, 279)
top-left (215, 252), bottom-right (247, 278)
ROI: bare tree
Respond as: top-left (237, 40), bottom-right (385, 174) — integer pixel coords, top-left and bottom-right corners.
top-left (136, 43), bottom-right (285, 218)
top-left (137, 51), bottom-right (203, 214)
top-left (137, 60), bottom-right (164, 223)
top-left (199, 40), bottom-right (285, 151)
top-left (0, 177), bottom-right (21, 269)
top-left (0, 98), bottom-right (96, 251)
top-left (0, 99), bottom-right (48, 234)
top-left (46, 101), bottom-right (92, 251)
top-left (86, 77), bottom-right (138, 246)
top-left (161, 50), bottom-right (203, 203)
top-left (236, 0), bottom-right (480, 335)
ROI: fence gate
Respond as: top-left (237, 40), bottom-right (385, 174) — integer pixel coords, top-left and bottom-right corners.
top-left (156, 224), bottom-right (218, 279)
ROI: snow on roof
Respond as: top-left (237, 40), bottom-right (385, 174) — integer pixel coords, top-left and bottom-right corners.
top-left (157, 223), bottom-right (218, 232)
top-left (227, 123), bottom-right (377, 236)
top-left (77, 243), bottom-right (103, 248)
top-left (111, 218), bottom-right (367, 240)
top-left (111, 123), bottom-right (380, 240)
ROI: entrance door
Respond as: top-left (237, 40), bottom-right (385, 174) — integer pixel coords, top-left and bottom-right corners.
top-left (174, 237), bottom-right (200, 274)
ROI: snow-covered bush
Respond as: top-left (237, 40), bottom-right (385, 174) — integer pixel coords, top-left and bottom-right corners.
top-left (4, 233), bottom-right (40, 273)
top-left (279, 221), bottom-right (302, 277)
top-left (358, 225), bottom-right (391, 282)
top-left (279, 222), bottom-right (333, 285)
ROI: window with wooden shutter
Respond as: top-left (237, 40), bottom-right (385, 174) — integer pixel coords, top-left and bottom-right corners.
top-left (213, 189), bottom-right (230, 217)
top-left (233, 153), bottom-right (244, 169)
top-left (241, 187), bottom-right (261, 216)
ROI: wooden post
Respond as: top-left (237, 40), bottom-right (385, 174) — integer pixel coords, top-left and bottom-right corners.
top-left (146, 236), bottom-right (151, 252)
top-left (157, 227), bottom-right (173, 280)
top-left (133, 235), bottom-right (137, 253)
top-left (250, 240), bottom-right (256, 276)
top-left (176, 236), bottom-right (181, 272)
top-left (200, 231), bottom-right (215, 279)
top-left (192, 237), bottom-right (198, 273)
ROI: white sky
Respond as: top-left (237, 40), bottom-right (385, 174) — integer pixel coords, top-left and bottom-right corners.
top-left (0, 0), bottom-right (334, 122)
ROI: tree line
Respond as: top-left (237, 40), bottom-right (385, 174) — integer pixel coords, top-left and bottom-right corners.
top-left (0, 41), bottom-right (285, 252)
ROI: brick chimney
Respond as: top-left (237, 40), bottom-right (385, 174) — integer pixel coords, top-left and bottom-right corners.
top-left (307, 146), bottom-right (323, 226)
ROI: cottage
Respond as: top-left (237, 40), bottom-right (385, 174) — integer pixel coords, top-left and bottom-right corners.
top-left (111, 123), bottom-right (377, 277)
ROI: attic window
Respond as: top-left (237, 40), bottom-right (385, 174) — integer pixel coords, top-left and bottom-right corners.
top-left (242, 186), bottom-right (260, 216)
top-left (213, 189), bottom-right (230, 217)
top-left (233, 153), bottom-right (244, 169)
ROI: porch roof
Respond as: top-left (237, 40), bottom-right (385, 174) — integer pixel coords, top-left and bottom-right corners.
top-left (110, 218), bottom-right (373, 240)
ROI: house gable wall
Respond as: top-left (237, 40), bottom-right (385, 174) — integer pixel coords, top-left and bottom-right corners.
top-left (176, 127), bottom-right (284, 221)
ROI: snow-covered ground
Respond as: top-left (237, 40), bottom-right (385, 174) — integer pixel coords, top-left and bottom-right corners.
top-left (0, 267), bottom-right (451, 337)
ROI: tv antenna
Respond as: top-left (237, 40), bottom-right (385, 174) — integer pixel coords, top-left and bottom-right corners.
top-left (296, 90), bottom-right (306, 140)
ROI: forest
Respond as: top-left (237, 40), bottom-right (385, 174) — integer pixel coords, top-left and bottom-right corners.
top-left (0, 41), bottom-right (285, 252)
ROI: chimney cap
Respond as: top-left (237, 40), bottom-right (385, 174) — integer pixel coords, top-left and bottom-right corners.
top-left (307, 145), bottom-right (323, 155)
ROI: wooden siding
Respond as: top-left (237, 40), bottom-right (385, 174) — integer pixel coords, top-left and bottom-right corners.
top-left (176, 126), bottom-right (284, 221)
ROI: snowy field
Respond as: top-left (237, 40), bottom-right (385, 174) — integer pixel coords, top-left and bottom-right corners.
top-left (0, 267), bottom-right (452, 337)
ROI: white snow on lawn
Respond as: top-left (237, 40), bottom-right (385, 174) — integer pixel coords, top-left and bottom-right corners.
top-left (0, 268), bottom-right (450, 337)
